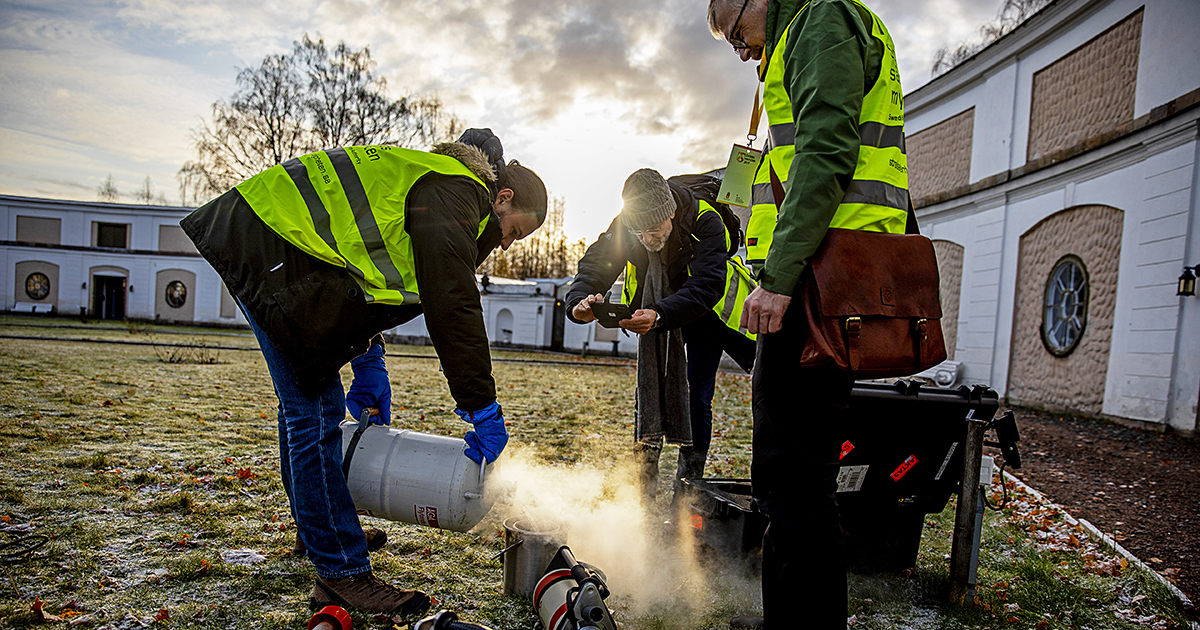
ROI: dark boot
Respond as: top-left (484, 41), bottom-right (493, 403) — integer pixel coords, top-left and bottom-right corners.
top-left (310, 570), bottom-right (429, 616)
top-left (671, 446), bottom-right (708, 512)
top-left (634, 441), bottom-right (663, 504)
top-left (676, 446), bottom-right (707, 481)
top-left (294, 527), bottom-right (387, 556)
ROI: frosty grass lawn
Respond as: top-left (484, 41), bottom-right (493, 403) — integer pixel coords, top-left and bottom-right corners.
top-left (0, 317), bottom-right (1191, 629)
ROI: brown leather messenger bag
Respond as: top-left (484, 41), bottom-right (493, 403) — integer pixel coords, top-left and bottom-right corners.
top-left (770, 166), bottom-right (947, 378)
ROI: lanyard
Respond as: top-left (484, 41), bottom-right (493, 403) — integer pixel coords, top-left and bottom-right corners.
top-left (747, 84), bottom-right (764, 148)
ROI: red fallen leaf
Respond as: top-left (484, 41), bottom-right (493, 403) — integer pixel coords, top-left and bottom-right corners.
top-left (155, 608), bottom-right (169, 621)
top-left (260, 413), bottom-right (268, 418)
top-left (420, 548), bottom-right (432, 558)
top-left (1006, 616), bottom-right (1020, 623)
top-left (236, 468), bottom-right (256, 480)
top-left (1, 516), bottom-right (10, 523)
top-left (196, 559), bottom-right (211, 576)
top-left (224, 457), bottom-right (233, 464)
top-left (1036, 622), bottom-right (1049, 629)
top-left (32, 598), bottom-right (63, 622)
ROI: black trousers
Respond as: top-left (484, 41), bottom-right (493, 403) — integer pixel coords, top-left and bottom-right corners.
top-left (751, 302), bottom-right (854, 629)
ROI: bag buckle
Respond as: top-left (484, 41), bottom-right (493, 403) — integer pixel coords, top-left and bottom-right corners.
top-left (916, 318), bottom-right (928, 340)
top-left (844, 317), bottom-right (862, 337)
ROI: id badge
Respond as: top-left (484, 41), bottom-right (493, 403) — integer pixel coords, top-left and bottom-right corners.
top-left (716, 144), bottom-right (762, 208)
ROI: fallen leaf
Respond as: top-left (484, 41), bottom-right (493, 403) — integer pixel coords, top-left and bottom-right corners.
top-left (32, 598), bottom-right (63, 622)
top-left (155, 608), bottom-right (169, 621)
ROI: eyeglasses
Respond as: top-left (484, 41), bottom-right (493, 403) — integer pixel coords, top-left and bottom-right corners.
top-left (628, 222), bottom-right (671, 238)
top-left (727, 0), bottom-right (750, 51)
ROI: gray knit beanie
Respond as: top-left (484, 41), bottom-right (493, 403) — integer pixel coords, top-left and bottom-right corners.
top-left (621, 169), bottom-right (675, 230)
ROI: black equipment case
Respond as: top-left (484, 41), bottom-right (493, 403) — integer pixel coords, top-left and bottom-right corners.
top-left (683, 380), bottom-right (1001, 573)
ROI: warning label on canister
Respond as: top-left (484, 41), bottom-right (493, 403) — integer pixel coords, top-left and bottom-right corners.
top-left (890, 455), bottom-right (919, 481)
top-left (415, 505), bottom-right (440, 529)
top-left (837, 465), bottom-right (869, 492)
top-left (690, 514), bottom-right (704, 530)
top-left (839, 440), bottom-right (855, 460)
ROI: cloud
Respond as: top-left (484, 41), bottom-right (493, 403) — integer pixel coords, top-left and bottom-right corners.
top-left (0, 0), bottom-right (1013, 235)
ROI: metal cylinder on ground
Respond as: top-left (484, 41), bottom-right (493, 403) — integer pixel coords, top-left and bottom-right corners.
top-left (502, 517), bottom-right (567, 597)
top-left (533, 546), bottom-right (617, 630)
top-left (340, 421), bottom-right (505, 532)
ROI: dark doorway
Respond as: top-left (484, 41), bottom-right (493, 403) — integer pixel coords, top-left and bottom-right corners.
top-left (93, 275), bottom-right (126, 320)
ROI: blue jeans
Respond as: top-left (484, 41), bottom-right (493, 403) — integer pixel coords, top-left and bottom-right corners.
top-left (241, 305), bottom-right (371, 579)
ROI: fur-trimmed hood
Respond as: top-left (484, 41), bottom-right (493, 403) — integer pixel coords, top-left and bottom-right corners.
top-left (431, 142), bottom-right (497, 186)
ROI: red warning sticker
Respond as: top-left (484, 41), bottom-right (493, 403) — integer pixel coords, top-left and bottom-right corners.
top-left (690, 514), bottom-right (704, 530)
top-left (890, 455), bottom-right (918, 481)
top-left (839, 441), bottom-right (855, 460)
top-left (415, 505), bottom-right (440, 529)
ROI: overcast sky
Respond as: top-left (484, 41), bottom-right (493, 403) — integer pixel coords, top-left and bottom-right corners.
top-left (0, 0), bottom-right (1001, 241)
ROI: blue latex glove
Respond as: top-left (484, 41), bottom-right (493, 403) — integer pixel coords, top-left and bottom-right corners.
top-left (454, 401), bottom-right (508, 464)
top-left (346, 344), bottom-right (390, 425)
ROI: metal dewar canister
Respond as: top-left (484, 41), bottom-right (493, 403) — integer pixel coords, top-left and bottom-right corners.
top-left (339, 420), bottom-right (501, 532)
top-left (502, 517), bottom-right (567, 597)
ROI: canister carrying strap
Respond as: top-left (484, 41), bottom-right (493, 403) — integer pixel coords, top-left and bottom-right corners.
top-left (341, 409), bottom-right (374, 479)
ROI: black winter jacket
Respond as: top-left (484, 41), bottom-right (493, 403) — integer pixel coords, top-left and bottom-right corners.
top-left (181, 172), bottom-right (501, 410)
top-left (565, 179), bottom-right (755, 370)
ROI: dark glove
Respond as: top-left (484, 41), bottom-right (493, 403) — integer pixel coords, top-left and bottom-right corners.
top-left (346, 344), bottom-right (390, 425)
top-left (457, 128), bottom-right (507, 183)
top-left (454, 401), bottom-right (508, 464)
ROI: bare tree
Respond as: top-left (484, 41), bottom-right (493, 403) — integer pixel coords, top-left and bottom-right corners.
top-left (932, 0), bottom-right (1052, 76)
top-left (481, 197), bottom-right (587, 280)
top-left (97, 174), bottom-right (120, 203)
top-left (179, 34), bottom-right (461, 201)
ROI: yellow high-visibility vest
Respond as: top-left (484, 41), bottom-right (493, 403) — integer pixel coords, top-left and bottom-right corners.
top-left (620, 201), bottom-right (758, 340)
top-left (236, 145), bottom-right (491, 306)
top-left (747, 0), bottom-right (909, 263)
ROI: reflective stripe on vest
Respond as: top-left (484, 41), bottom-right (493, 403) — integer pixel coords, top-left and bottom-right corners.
top-left (621, 201), bottom-right (757, 340)
top-left (236, 145), bottom-right (490, 306)
top-left (758, 0), bottom-right (909, 238)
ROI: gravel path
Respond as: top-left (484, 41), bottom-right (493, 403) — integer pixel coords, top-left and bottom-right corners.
top-left (1007, 408), bottom-right (1200, 607)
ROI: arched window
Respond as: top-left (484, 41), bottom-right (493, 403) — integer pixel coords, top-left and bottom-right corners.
top-left (1041, 255), bottom-right (1089, 356)
top-left (25, 272), bottom-right (51, 300)
top-left (165, 280), bottom-right (188, 308)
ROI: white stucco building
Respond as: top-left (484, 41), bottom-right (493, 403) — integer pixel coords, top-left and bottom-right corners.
top-left (0, 194), bottom-right (623, 352)
top-left (906, 0), bottom-right (1199, 434)
top-left (0, 195), bottom-right (239, 324)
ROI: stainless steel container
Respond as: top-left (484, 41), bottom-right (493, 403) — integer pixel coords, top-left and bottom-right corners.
top-left (502, 517), bottom-right (566, 597)
top-left (340, 422), bottom-right (500, 532)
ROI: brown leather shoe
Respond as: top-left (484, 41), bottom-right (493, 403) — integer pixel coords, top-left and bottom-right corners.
top-left (293, 527), bottom-right (387, 556)
top-left (310, 571), bottom-right (430, 616)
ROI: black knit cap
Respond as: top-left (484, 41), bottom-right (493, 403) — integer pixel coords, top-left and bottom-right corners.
top-left (620, 169), bottom-right (675, 230)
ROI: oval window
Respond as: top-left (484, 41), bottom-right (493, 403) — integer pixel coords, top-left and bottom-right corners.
top-left (1041, 255), bottom-right (1088, 356)
top-left (25, 272), bottom-right (51, 300)
top-left (165, 280), bottom-right (188, 308)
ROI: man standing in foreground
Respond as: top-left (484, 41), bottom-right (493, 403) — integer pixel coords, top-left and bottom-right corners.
top-left (706, 0), bottom-right (911, 627)
top-left (181, 130), bottom-right (546, 616)
top-left (566, 170), bottom-right (755, 502)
